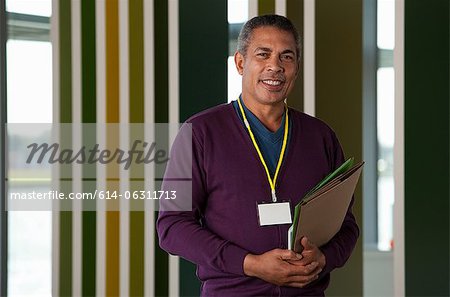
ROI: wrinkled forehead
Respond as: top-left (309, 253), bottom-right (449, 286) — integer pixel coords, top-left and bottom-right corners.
top-left (248, 26), bottom-right (298, 52)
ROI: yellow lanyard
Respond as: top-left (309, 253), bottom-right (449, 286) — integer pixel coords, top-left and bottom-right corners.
top-left (237, 98), bottom-right (289, 203)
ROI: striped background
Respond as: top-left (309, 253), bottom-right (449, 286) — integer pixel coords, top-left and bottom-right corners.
top-left (51, 0), bottom-right (364, 296)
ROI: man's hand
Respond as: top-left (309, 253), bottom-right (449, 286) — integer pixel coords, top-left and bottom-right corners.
top-left (293, 237), bottom-right (326, 272)
top-left (243, 248), bottom-right (321, 288)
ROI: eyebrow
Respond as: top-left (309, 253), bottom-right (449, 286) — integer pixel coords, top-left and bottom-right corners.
top-left (254, 47), bottom-right (296, 55)
top-left (254, 47), bottom-right (272, 53)
top-left (281, 49), bottom-right (296, 55)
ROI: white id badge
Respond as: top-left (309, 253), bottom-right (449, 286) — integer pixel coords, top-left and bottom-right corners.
top-left (257, 202), bottom-right (292, 226)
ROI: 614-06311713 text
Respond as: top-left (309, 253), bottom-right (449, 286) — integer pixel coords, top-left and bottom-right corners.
top-left (9, 190), bottom-right (177, 200)
top-left (98, 190), bottom-right (177, 200)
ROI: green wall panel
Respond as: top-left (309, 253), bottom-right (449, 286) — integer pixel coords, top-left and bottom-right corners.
top-left (286, 0), bottom-right (304, 111)
top-left (154, 212), bottom-right (169, 296)
top-left (179, 0), bottom-right (228, 295)
top-left (81, 0), bottom-right (96, 124)
top-left (60, 0), bottom-right (72, 124)
top-left (404, 0), bottom-right (449, 295)
top-left (258, 0), bottom-right (275, 15)
top-left (155, 0), bottom-right (169, 124)
top-left (81, 0), bottom-right (97, 296)
top-left (154, 0), bottom-right (169, 295)
top-left (315, 0), bottom-right (363, 296)
top-left (179, 0), bottom-right (228, 122)
top-left (59, 0), bottom-right (73, 295)
top-left (59, 212), bottom-right (72, 296)
top-left (129, 0), bottom-right (144, 124)
top-left (129, 1), bottom-right (145, 296)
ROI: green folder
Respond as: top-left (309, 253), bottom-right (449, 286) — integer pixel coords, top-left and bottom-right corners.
top-left (290, 157), bottom-right (355, 249)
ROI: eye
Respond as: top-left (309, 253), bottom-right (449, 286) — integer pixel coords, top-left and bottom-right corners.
top-left (281, 54), bottom-right (294, 61)
top-left (257, 52), bottom-right (269, 58)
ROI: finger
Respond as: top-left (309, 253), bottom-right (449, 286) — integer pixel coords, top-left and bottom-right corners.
top-left (291, 263), bottom-right (322, 277)
top-left (301, 236), bottom-right (316, 251)
top-left (295, 254), bottom-right (315, 266)
top-left (286, 273), bottom-right (320, 287)
top-left (309, 266), bottom-right (323, 277)
top-left (293, 252), bottom-right (318, 267)
top-left (304, 261), bottom-right (319, 274)
top-left (285, 259), bottom-right (306, 266)
top-left (286, 261), bottom-right (319, 276)
top-left (288, 255), bottom-right (318, 267)
top-left (278, 249), bottom-right (303, 261)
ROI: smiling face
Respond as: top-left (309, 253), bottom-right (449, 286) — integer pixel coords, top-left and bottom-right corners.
top-left (235, 26), bottom-right (299, 108)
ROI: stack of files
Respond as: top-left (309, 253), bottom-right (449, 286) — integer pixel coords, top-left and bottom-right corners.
top-left (288, 158), bottom-right (364, 252)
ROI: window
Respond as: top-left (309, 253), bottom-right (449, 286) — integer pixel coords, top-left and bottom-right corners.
top-left (6, 2), bottom-right (52, 296)
top-left (6, 0), bottom-right (51, 17)
top-left (377, 0), bottom-right (395, 252)
top-left (227, 0), bottom-right (248, 102)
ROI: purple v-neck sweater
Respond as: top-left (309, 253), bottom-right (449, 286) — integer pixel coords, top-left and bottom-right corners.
top-left (157, 103), bottom-right (359, 296)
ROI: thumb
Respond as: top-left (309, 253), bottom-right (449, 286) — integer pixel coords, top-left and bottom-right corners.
top-left (301, 236), bottom-right (315, 250)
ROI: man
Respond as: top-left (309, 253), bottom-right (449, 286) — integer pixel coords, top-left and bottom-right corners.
top-left (157, 15), bottom-right (359, 296)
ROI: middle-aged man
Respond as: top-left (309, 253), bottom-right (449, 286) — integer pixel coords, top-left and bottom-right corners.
top-left (157, 14), bottom-right (359, 296)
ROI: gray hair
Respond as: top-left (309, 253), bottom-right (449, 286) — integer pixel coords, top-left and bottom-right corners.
top-left (237, 14), bottom-right (302, 62)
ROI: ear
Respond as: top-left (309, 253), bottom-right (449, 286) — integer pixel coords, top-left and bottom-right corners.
top-left (234, 51), bottom-right (245, 76)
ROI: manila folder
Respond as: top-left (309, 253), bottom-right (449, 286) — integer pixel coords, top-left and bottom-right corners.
top-left (292, 163), bottom-right (363, 252)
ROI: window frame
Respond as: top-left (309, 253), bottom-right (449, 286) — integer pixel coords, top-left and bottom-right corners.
top-left (1, 0), bottom-right (8, 295)
top-left (1, 2), bottom-right (51, 295)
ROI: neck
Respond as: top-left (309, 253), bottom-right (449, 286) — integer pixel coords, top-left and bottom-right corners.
top-left (241, 97), bottom-right (285, 132)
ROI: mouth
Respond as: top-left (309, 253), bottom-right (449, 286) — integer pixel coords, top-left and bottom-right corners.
top-left (260, 79), bottom-right (285, 91)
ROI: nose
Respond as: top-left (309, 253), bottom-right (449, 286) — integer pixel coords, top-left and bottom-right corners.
top-left (266, 55), bottom-right (284, 73)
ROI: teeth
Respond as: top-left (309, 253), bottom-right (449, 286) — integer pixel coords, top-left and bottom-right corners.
top-left (263, 80), bottom-right (282, 86)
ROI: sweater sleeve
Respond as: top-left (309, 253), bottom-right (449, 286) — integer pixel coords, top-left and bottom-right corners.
top-left (156, 124), bottom-right (249, 276)
top-left (319, 132), bottom-right (360, 276)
